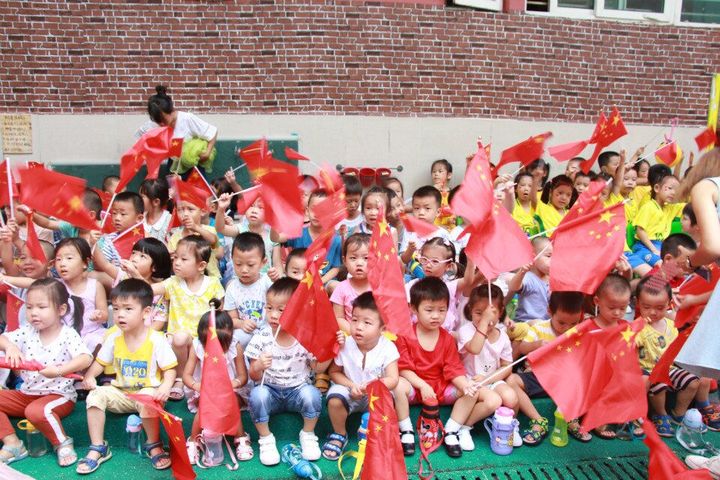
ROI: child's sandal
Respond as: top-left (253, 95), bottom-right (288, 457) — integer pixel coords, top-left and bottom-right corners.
top-left (650, 415), bottom-right (674, 438)
top-left (76, 442), bottom-right (112, 474)
top-left (593, 424), bottom-right (616, 440)
top-left (321, 433), bottom-right (348, 460)
top-left (568, 418), bottom-right (592, 443)
top-left (235, 434), bottom-right (254, 461)
top-left (521, 417), bottom-right (549, 447)
top-left (143, 441), bottom-right (171, 470)
top-left (0, 441), bottom-right (28, 465)
top-left (55, 437), bottom-right (78, 467)
top-left (314, 373), bottom-right (330, 394)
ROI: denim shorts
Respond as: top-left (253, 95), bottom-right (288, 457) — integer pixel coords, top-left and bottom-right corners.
top-left (248, 383), bottom-right (322, 424)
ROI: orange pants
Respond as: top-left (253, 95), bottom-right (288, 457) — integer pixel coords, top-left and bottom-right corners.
top-left (0, 390), bottom-right (75, 446)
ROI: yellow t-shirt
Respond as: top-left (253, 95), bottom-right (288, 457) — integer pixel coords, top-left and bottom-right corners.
top-left (434, 190), bottom-right (455, 232)
top-left (167, 225), bottom-right (222, 278)
top-left (523, 319), bottom-right (558, 343)
top-left (96, 329), bottom-right (178, 390)
top-left (512, 200), bottom-right (537, 235)
top-left (635, 318), bottom-right (678, 372)
top-left (633, 199), bottom-right (685, 241)
top-left (630, 186), bottom-right (652, 212)
top-left (163, 275), bottom-right (225, 336)
top-left (534, 201), bottom-right (566, 234)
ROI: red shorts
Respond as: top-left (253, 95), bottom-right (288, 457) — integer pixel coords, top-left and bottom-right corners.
top-left (408, 384), bottom-right (459, 406)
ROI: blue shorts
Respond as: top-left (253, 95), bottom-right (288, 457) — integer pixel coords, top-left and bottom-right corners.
top-left (248, 383), bottom-right (322, 424)
top-left (626, 240), bottom-right (662, 269)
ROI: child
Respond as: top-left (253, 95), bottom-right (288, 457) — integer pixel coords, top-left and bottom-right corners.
top-left (509, 291), bottom-right (587, 445)
top-left (573, 171), bottom-right (593, 196)
top-left (272, 189), bottom-right (343, 284)
top-left (102, 175), bottom-right (120, 196)
top-left (642, 233), bottom-right (696, 290)
top-left (323, 292), bottom-right (400, 460)
top-left (399, 186), bottom-right (451, 265)
top-left (431, 159), bottom-right (455, 231)
top-left (0, 278), bottom-right (92, 466)
top-left (77, 279), bottom-right (177, 474)
top-left (635, 277), bottom-right (719, 437)
top-left (284, 248), bottom-right (308, 281)
top-left (634, 159), bottom-right (651, 186)
top-left (507, 237), bottom-right (552, 324)
top-left (383, 176), bottom-right (411, 214)
top-left (31, 188), bottom-right (102, 241)
top-left (511, 172), bottom-right (537, 235)
top-left (393, 277), bottom-right (491, 458)
top-left (680, 204), bottom-right (701, 243)
top-left (246, 278), bottom-right (323, 465)
top-left (55, 238), bottom-right (108, 352)
top-left (97, 191), bottom-right (145, 267)
top-left (387, 190), bottom-right (406, 249)
top-left (223, 232), bottom-right (273, 347)
top-left (152, 235), bottom-right (224, 400)
top-left (456, 285), bottom-right (519, 450)
top-left (629, 174), bottom-right (685, 276)
top-left (564, 158), bottom-right (583, 181)
top-left (330, 233), bottom-right (371, 333)
top-left (535, 175), bottom-right (577, 233)
top-left (140, 178), bottom-right (172, 242)
top-left (598, 151), bottom-right (621, 177)
top-left (336, 175), bottom-right (364, 236)
top-left (356, 186), bottom-right (392, 235)
top-left (167, 197), bottom-right (221, 278)
top-left (183, 301), bottom-right (252, 463)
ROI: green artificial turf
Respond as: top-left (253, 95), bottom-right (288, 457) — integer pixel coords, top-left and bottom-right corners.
top-left (10, 397), bottom-right (716, 480)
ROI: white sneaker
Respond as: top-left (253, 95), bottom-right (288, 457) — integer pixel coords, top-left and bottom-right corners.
top-left (513, 423), bottom-right (523, 447)
top-left (686, 454), bottom-right (720, 479)
top-left (258, 434), bottom-right (280, 466)
top-left (299, 430), bottom-right (321, 461)
top-left (185, 439), bottom-right (198, 465)
top-left (458, 426), bottom-right (475, 451)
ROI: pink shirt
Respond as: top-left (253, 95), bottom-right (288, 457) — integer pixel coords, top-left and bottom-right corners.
top-left (457, 323), bottom-right (512, 378)
top-left (329, 280), bottom-right (369, 322)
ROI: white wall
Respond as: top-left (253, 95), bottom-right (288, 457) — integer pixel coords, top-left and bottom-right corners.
top-left (2, 114), bottom-right (703, 192)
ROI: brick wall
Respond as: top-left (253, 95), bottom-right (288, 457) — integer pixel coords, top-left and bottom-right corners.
top-left (2, 0), bottom-right (718, 124)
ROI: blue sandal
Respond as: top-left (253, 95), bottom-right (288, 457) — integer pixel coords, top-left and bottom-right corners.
top-left (651, 415), bottom-right (674, 438)
top-left (76, 442), bottom-right (112, 475)
top-left (321, 432), bottom-right (348, 460)
top-left (143, 441), bottom-right (171, 470)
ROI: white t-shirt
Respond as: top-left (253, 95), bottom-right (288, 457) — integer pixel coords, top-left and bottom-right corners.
top-left (400, 228), bottom-right (452, 255)
top-left (224, 275), bottom-right (273, 330)
top-left (337, 215), bottom-right (364, 235)
top-left (456, 322), bottom-right (512, 378)
top-left (334, 336), bottom-right (399, 385)
top-left (144, 210), bottom-right (172, 243)
top-left (245, 327), bottom-right (314, 388)
top-left (136, 111), bottom-right (217, 143)
top-left (3, 325), bottom-right (91, 401)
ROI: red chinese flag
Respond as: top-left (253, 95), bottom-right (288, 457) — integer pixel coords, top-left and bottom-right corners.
top-left (312, 188), bottom-right (348, 232)
top-left (655, 141), bottom-right (681, 167)
top-left (284, 147), bottom-right (310, 161)
top-left (238, 138), bottom-right (269, 166)
top-left (117, 126), bottom-right (181, 190)
top-left (695, 127), bottom-right (716, 152)
top-left (199, 308), bottom-right (241, 436)
top-left (361, 380), bottom-right (408, 480)
top-left (5, 291), bottom-right (24, 333)
top-left (279, 262), bottom-right (339, 362)
top-left (112, 222), bottom-right (145, 260)
top-left (117, 151), bottom-right (145, 193)
top-left (304, 229), bottom-right (334, 267)
top-left (186, 167), bottom-right (215, 198)
top-left (173, 177), bottom-right (211, 211)
top-left (259, 170), bottom-right (304, 238)
top-left (644, 416), bottom-right (713, 479)
top-left (548, 140), bottom-right (590, 162)
top-left (550, 183), bottom-right (627, 294)
top-left (495, 131), bottom-right (553, 171)
top-left (91, 188), bottom-right (112, 211)
top-left (451, 146), bottom-right (494, 227)
top-left (25, 213), bottom-right (47, 265)
top-left (239, 139), bottom-right (297, 180)
top-left (17, 168), bottom-right (97, 231)
top-left (399, 214), bottom-right (437, 239)
top-left (0, 161), bottom-right (20, 207)
top-left (580, 318), bottom-right (646, 432)
top-left (127, 394), bottom-right (196, 480)
top-left (649, 324), bottom-right (697, 386)
top-left (168, 207), bottom-right (181, 231)
top-left (672, 265), bottom-right (720, 329)
top-left (581, 107), bottom-right (628, 173)
top-left (25, 161), bottom-right (45, 170)
top-left (316, 163), bottom-right (344, 193)
top-left (234, 185), bottom-right (264, 215)
top-left (367, 210), bottom-right (415, 340)
top-left (463, 202), bottom-right (534, 282)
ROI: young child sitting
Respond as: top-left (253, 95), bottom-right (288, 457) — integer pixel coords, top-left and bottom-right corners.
top-left (509, 291), bottom-right (587, 445)
top-left (284, 248), bottom-right (308, 281)
top-left (140, 178), bottom-right (172, 243)
top-left (399, 186), bottom-right (451, 266)
top-left (0, 279), bottom-right (92, 467)
top-left (535, 175), bottom-right (577, 232)
top-left (336, 175), bottom-right (364, 236)
top-left (457, 284), bottom-right (520, 450)
top-left (77, 279), bottom-right (178, 474)
top-left (393, 277), bottom-right (492, 458)
top-left (245, 278), bottom-right (323, 466)
top-left (635, 277), bottom-right (719, 437)
top-left (507, 236), bottom-right (552, 328)
top-left (167, 196), bottom-right (221, 278)
top-left (680, 203), bottom-right (701, 243)
top-left (330, 233), bottom-right (371, 334)
top-left (183, 301), bottom-right (252, 463)
top-left (323, 292), bottom-right (399, 460)
top-left (97, 191), bottom-right (145, 267)
top-left (641, 233), bottom-right (696, 290)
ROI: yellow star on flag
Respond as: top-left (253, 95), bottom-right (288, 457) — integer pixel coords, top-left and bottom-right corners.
top-left (301, 271), bottom-right (313, 289)
top-left (612, 115), bottom-right (620, 126)
top-left (375, 425), bottom-right (383, 432)
top-left (69, 196), bottom-right (83, 212)
top-left (378, 219), bottom-right (389, 237)
top-left (620, 326), bottom-right (635, 346)
top-left (599, 211), bottom-right (615, 224)
top-left (212, 356), bottom-right (219, 364)
top-left (209, 326), bottom-right (217, 340)
top-left (565, 326), bottom-right (579, 337)
top-left (368, 393), bottom-right (380, 411)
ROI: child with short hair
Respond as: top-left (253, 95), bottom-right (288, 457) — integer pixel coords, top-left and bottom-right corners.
top-left (77, 279), bottom-right (177, 474)
top-left (102, 175), bottom-right (120, 196)
top-left (598, 151), bottom-right (622, 177)
top-left (284, 248), bottom-right (308, 281)
top-left (140, 178), bottom-right (172, 242)
top-left (337, 175), bottom-right (364, 236)
top-left (167, 197), bottom-right (221, 278)
top-left (183, 301), bottom-right (252, 463)
top-left (642, 233), bottom-right (696, 290)
top-left (246, 278), bottom-right (323, 466)
top-left (399, 186), bottom-right (451, 265)
top-left (681, 203), bottom-right (701, 243)
top-left (223, 232), bottom-right (273, 347)
top-left (507, 237), bottom-right (552, 324)
top-left (323, 292), bottom-right (400, 460)
top-left (535, 175), bottom-right (577, 233)
top-left (151, 235), bottom-right (224, 400)
top-left (509, 291), bottom-right (587, 445)
top-left (564, 158), bottom-right (583, 181)
top-left (635, 277), bottom-right (719, 437)
top-left (330, 233), bottom-right (371, 333)
top-left (629, 174), bottom-right (685, 276)
top-left (573, 171), bottom-right (593, 195)
top-left (0, 278), bottom-right (92, 467)
top-left (97, 191), bottom-right (145, 267)
top-left (393, 277), bottom-right (491, 458)
top-left (356, 186), bottom-right (392, 235)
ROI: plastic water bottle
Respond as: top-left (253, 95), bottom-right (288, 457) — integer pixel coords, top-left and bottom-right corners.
top-left (202, 429), bottom-right (224, 466)
top-left (126, 415), bottom-right (143, 453)
top-left (550, 410), bottom-right (569, 447)
top-left (358, 412), bottom-right (369, 441)
top-left (677, 408), bottom-right (716, 455)
top-left (280, 444), bottom-right (322, 480)
top-left (17, 420), bottom-right (47, 457)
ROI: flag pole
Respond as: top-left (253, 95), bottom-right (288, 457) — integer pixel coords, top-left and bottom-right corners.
top-left (465, 355), bottom-right (528, 395)
top-left (260, 326), bottom-right (282, 387)
top-left (6, 158), bottom-right (14, 220)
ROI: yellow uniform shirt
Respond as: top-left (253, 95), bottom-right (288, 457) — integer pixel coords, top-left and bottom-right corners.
top-left (534, 201), bottom-right (566, 233)
top-left (523, 319), bottom-right (557, 343)
top-left (630, 186), bottom-right (652, 212)
top-left (163, 275), bottom-right (225, 336)
top-left (633, 199), bottom-right (685, 241)
top-left (512, 200), bottom-right (537, 235)
top-left (636, 319), bottom-right (678, 372)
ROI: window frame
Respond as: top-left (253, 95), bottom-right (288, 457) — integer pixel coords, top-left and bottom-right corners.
top-left (450, 0), bottom-right (502, 11)
top-left (594, 0), bottom-right (674, 23)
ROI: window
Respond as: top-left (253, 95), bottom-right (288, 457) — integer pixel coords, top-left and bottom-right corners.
top-left (449, 0), bottom-right (501, 10)
top-left (531, 0), bottom-right (720, 25)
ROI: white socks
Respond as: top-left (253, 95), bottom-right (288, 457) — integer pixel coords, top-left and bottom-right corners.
top-left (445, 418), bottom-right (462, 433)
top-left (399, 417), bottom-right (413, 432)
